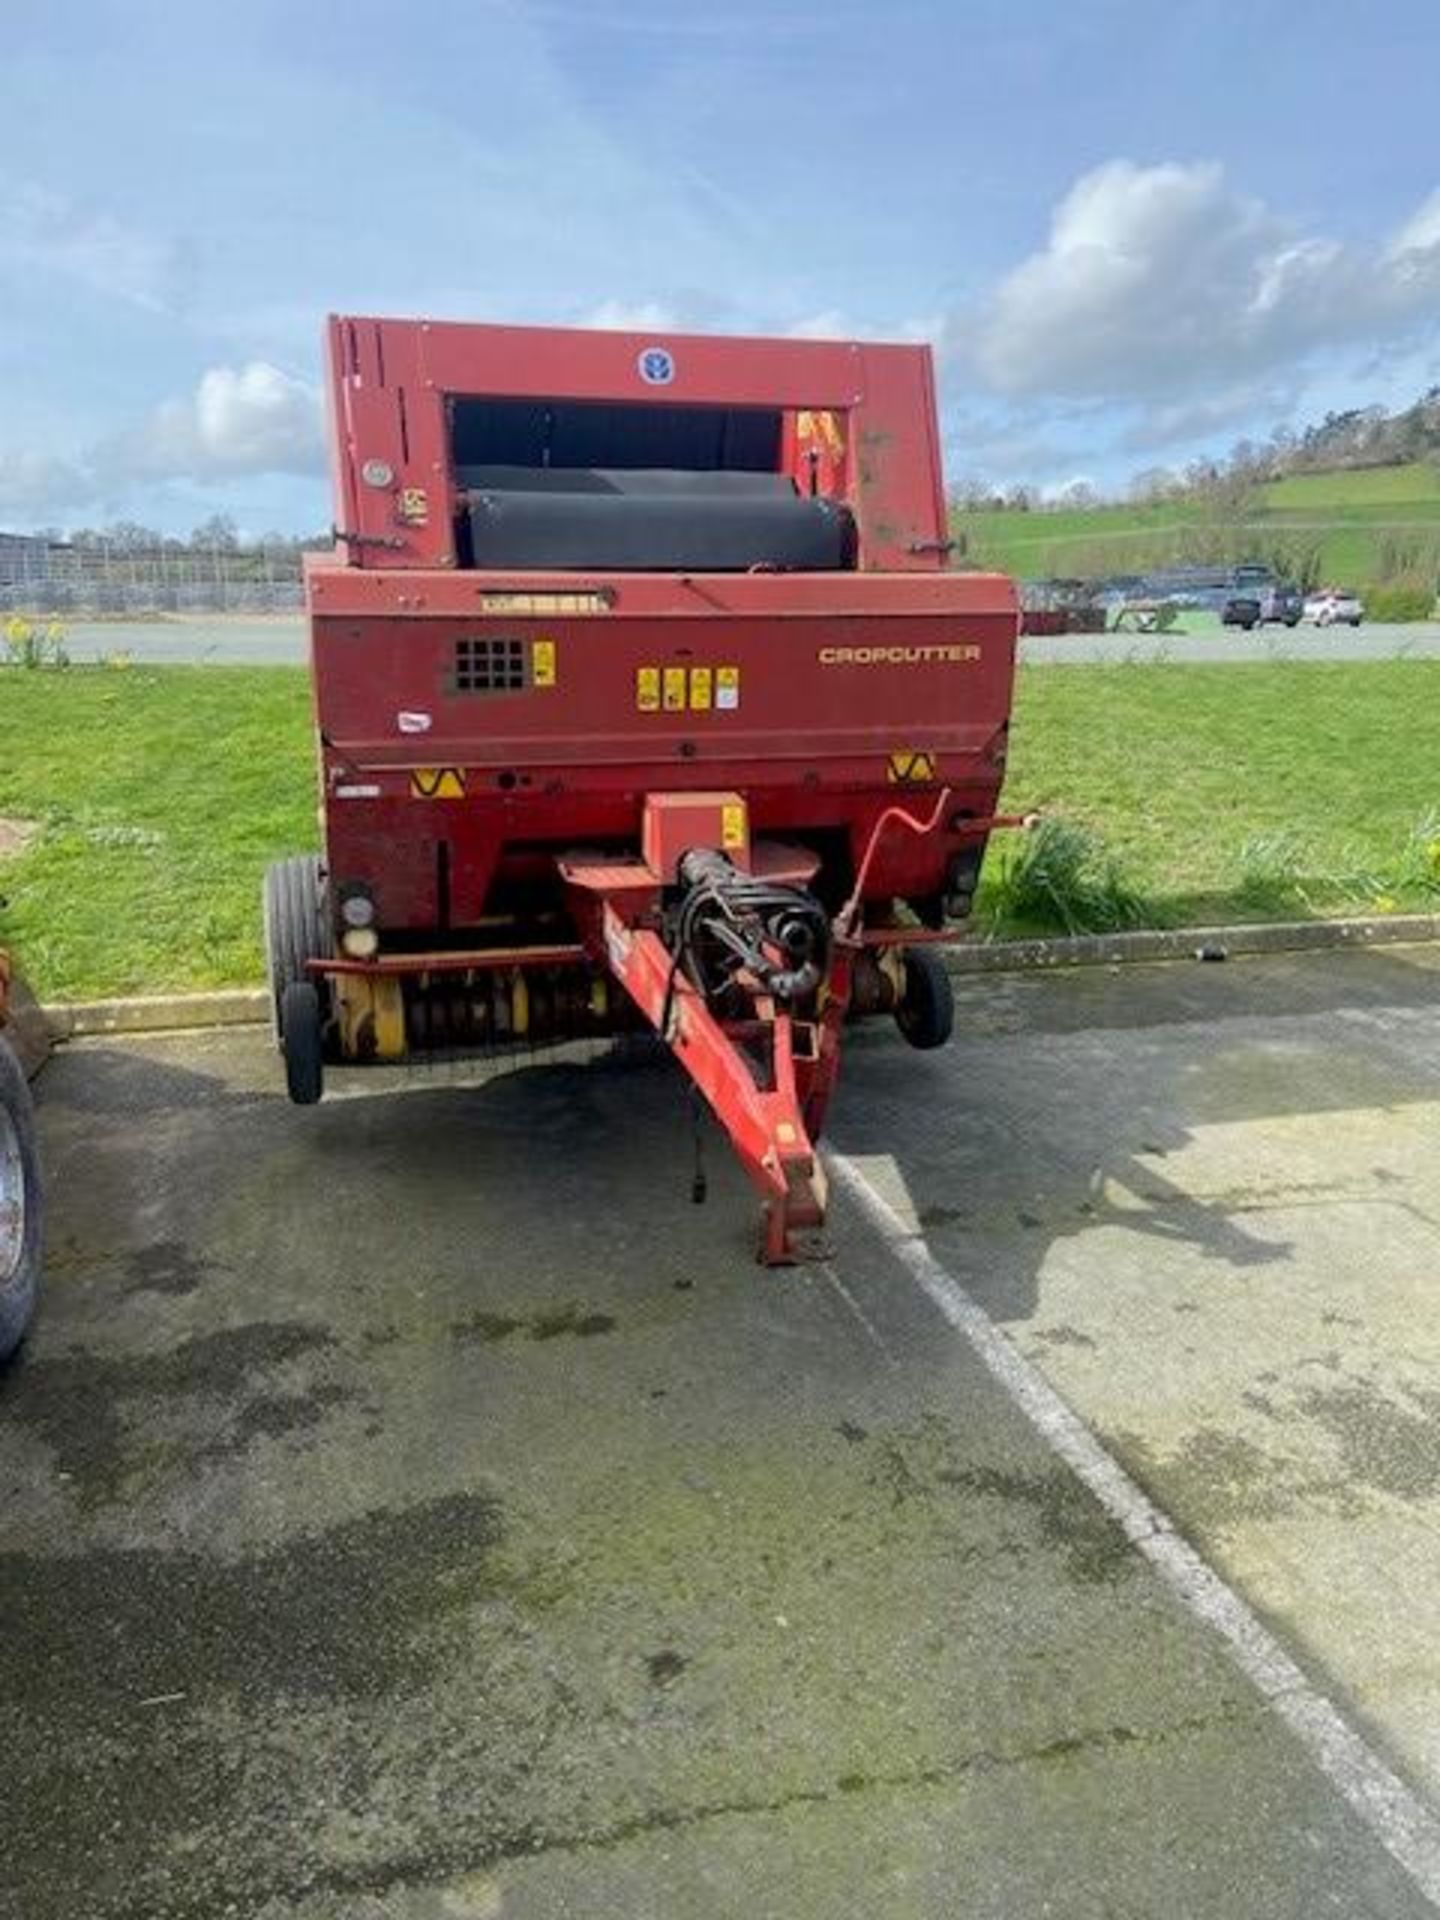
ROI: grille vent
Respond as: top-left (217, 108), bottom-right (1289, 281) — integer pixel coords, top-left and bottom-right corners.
top-left (453, 636), bottom-right (526, 693)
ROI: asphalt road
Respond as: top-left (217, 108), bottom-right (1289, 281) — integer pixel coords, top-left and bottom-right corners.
top-left (55, 614), bottom-right (1440, 667)
top-left (1021, 622), bottom-right (1440, 663)
top-left (5, 946), bottom-right (1440, 1917)
top-left (63, 616), bottom-right (307, 666)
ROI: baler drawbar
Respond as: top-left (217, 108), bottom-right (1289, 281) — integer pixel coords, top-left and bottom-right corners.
top-left (266, 315), bottom-right (1021, 1261)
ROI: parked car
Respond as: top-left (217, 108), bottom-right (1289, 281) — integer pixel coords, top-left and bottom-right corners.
top-left (1221, 584), bottom-right (1302, 630)
top-left (1303, 588), bottom-right (1364, 627)
top-left (1260, 584), bottom-right (1303, 626)
top-left (0, 953), bottom-right (43, 1362)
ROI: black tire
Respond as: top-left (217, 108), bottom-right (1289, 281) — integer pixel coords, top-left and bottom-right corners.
top-left (263, 854), bottom-right (331, 1050)
top-left (895, 947), bottom-right (955, 1051)
top-left (0, 1038), bottom-right (42, 1363)
top-left (281, 982), bottom-right (324, 1105)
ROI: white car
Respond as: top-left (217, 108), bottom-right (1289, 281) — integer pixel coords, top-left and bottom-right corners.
top-left (1303, 588), bottom-right (1363, 627)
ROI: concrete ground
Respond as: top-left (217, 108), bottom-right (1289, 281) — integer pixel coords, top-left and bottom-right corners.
top-left (54, 613), bottom-right (1440, 667)
top-left (4, 947), bottom-right (1440, 1917)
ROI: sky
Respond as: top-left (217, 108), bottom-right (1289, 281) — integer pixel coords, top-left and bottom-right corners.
top-left (3, 0), bottom-right (1439, 534)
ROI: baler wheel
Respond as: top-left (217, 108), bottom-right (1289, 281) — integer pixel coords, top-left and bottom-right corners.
top-left (895, 947), bottom-right (954, 1051)
top-left (263, 854), bottom-right (332, 1051)
top-left (280, 982), bottom-right (325, 1105)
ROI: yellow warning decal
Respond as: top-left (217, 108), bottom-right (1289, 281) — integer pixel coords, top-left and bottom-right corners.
top-left (721, 800), bottom-right (747, 851)
top-left (796, 409), bottom-right (845, 459)
top-left (410, 767), bottom-right (467, 799)
top-left (532, 638), bottom-right (556, 687)
top-left (397, 486), bottom-right (429, 525)
top-left (887, 750), bottom-right (937, 784)
top-left (638, 663), bottom-right (739, 712)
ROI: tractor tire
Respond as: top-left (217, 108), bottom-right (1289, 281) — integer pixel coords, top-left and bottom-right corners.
top-left (280, 982), bottom-right (325, 1105)
top-left (0, 1038), bottom-right (42, 1363)
top-left (895, 947), bottom-right (955, 1052)
top-left (263, 854), bottom-right (331, 1051)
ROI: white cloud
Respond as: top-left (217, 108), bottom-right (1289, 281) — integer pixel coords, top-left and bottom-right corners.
top-left (1391, 188), bottom-right (1440, 258)
top-left (1116, 378), bottom-right (1301, 452)
top-left (0, 177), bottom-right (189, 311)
top-left (785, 310), bottom-right (856, 340)
top-left (786, 310), bottom-right (940, 343)
top-left (0, 362), bottom-right (324, 523)
top-left (580, 299), bottom-right (680, 332)
top-left (0, 452), bottom-right (92, 519)
top-left (112, 362), bottom-right (324, 481)
top-left (961, 160), bottom-right (1440, 408)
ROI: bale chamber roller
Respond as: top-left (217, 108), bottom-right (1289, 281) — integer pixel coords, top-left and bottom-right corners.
top-left (265, 315), bottom-right (1022, 1261)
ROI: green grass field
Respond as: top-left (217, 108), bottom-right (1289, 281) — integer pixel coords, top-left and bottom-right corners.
top-left (958, 461), bottom-right (1440, 588)
top-left (1, 662), bottom-right (1437, 999)
top-left (0, 668), bottom-right (316, 998)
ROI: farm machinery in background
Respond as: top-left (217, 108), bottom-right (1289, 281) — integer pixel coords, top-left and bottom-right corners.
top-left (265, 316), bottom-right (1022, 1261)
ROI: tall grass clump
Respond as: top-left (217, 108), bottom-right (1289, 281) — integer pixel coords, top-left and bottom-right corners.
top-left (984, 816), bottom-right (1152, 936)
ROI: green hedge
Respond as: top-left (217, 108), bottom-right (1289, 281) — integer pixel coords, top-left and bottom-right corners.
top-left (1364, 582), bottom-right (1437, 622)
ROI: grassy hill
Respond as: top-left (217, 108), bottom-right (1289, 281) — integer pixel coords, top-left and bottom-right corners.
top-left (956, 462), bottom-right (1440, 587)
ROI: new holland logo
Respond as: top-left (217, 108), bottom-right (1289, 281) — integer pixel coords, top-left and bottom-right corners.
top-left (637, 345), bottom-right (675, 385)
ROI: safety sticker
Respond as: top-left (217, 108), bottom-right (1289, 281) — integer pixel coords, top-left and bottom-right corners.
top-left (796, 409), bottom-right (845, 459)
top-left (532, 638), bottom-right (557, 687)
top-left (721, 800), bottom-right (747, 851)
top-left (410, 768), bottom-right (467, 800)
top-left (397, 486), bottom-right (429, 526)
top-left (637, 663), bottom-right (740, 712)
top-left (887, 750), bottom-right (937, 784)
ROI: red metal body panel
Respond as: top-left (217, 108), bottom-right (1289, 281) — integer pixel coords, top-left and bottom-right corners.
top-left (311, 567), bottom-right (1016, 932)
top-left (323, 315), bottom-right (953, 575)
top-left (641, 793), bottom-right (749, 880)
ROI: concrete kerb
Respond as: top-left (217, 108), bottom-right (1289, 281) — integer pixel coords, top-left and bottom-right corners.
top-left (32, 913), bottom-right (1440, 1040)
top-left (43, 988), bottom-right (270, 1041)
top-left (944, 912), bottom-right (1440, 973)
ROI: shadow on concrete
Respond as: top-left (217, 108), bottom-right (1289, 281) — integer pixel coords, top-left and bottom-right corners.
top-left (832, 944), bottom-right (1440, 1324)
